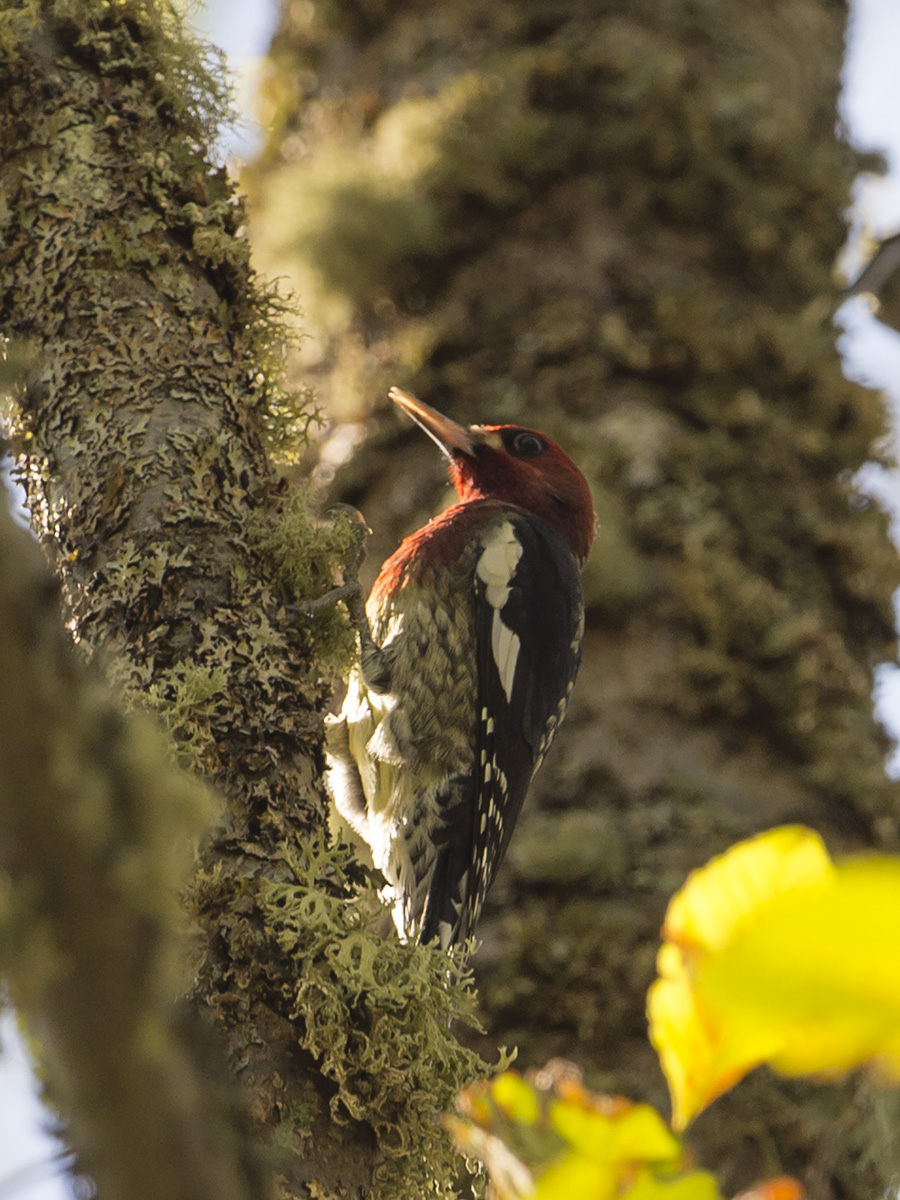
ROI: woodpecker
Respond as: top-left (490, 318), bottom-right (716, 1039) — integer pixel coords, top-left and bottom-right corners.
top-left (326, 387), bottom-right (595, 949)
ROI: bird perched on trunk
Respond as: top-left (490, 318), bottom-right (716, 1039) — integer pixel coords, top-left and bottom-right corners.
top-left (326, 387), bottom-right (595, 949)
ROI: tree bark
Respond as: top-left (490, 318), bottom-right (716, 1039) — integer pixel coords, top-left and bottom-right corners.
top-left (1, 4), bottom-right (482, 1198)
top-left (247, 0), bottom-right (900, 1195)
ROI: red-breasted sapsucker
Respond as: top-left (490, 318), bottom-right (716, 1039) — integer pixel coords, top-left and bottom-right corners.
top-left (326, 387), bottom-right (595, 948)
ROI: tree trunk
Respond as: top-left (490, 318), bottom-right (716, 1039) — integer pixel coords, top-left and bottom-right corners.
top-left (0, 4), bottom-right (481, 1198)
top-left (247, 0), bottom-right (900, 1194)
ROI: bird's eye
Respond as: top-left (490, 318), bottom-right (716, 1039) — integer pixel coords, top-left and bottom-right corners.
top-left (510, 431), bottom-right (546, 457)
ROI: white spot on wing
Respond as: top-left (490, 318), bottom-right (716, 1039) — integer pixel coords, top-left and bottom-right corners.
top-left (476, 521), bottom-right (522, 609)
top-left (492, 609), bottom-right (521, 702)
top-left (477, 523), bottom-right (523, 702)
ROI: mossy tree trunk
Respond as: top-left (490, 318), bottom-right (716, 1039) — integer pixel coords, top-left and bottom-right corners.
top-left (0, 5), bottom-right (481, 1199)
top-left (247, 0), bottom-right (900, 1195)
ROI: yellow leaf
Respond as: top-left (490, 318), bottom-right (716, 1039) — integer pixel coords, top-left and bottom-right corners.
top-left (534, 1103), bottom-right (716, 1200)
top-left (624, 1166), bottom-right (723, 1200)
top-left (549, 1099), bottom-right (680, 1165)
top-left (453, 1071), bottom-right (703, 1200)
top-left (700, 856), bottom-right (900, 1080)
top-left (648, 827), bottom-right (834, 1128)
top-left (535, 1153), bottom-right (722, 1200)
top-left (662, 826), bottom-right (833, 953)
top-left (534, 1152), bottom-right (618, 1200)
top-left (494, 1072), bottom-right (541, 1126)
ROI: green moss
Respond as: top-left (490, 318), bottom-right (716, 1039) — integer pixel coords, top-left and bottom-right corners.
top-left (255, 57), bottom-right (552, 309)
top-left (249, 488), bottom-right (357, 601)
top-left (580, 484), bottom-right (646, 615)
top-left (0, 0), bottom-right (315, 464)
top-left (0, 2), bottom-right (42, 53)
top-left (507, 809), bottom-right (629, 890)
top-left (248, 488), bottom-right (362, 675)
top-left (240, 277), bottom-right (317, 461)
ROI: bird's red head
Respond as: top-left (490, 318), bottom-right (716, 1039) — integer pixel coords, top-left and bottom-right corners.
top-left (390, 387), bottom-right (596, 563)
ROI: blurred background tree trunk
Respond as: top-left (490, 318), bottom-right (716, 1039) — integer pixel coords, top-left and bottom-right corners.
top-left (247, 0), bottom-right (900, 1193)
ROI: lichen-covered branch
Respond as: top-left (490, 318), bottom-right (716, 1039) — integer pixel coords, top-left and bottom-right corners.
top-left (0, 3), bottom-right (486, 1197)
top-left (0, 502), bottom-right (267, 1200)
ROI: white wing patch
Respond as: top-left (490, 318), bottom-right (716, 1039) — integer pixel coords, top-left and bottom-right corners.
top-left (476, 522), bottom-right (523, 703)
top-left (476, 523), bottom-right (522, 607)
top-left (491, 612), bottom-right (520, 703)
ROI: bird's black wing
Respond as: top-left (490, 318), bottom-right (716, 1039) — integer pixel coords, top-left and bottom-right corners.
top-left (463, 512), bottom-right (585, 942)
top-left (418, 512), bottom-right (583, 947)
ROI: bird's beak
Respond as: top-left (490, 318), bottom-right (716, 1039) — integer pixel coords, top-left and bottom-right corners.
top-left (389, 387), bottom-right (475, 459)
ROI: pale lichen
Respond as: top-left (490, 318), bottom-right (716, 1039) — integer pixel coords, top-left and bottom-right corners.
top-left (194, 833), bottom-right (497, 1200)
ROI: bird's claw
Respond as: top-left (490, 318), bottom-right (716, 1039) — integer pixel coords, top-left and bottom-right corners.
top-left (284, 506), bottom-right (387, 686)
top-left (328, 503), bottom-right (371, 576)
top-left (285, 580), bottom-right (362, 617)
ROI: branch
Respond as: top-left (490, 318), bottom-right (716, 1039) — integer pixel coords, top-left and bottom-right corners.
top-left (0, 501), bottom-right (268, 1200)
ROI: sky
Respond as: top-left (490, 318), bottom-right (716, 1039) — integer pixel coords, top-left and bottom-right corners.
top-left (839, 0), bottom-right (900, 765)
top-left (2, 1), bottom-right (900, 1195)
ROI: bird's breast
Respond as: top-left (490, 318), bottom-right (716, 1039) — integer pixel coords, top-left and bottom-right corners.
top-left (367, 569), bottom-right (478, 781)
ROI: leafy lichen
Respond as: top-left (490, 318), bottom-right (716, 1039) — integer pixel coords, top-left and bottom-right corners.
top-left (143, 663), bottom-right (229, 766)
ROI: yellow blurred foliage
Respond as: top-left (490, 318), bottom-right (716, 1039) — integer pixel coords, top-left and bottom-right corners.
top-left (450, 1069), bottom-right (722, 1200)
top-left (649, 825), bottom-right (900, 1128)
